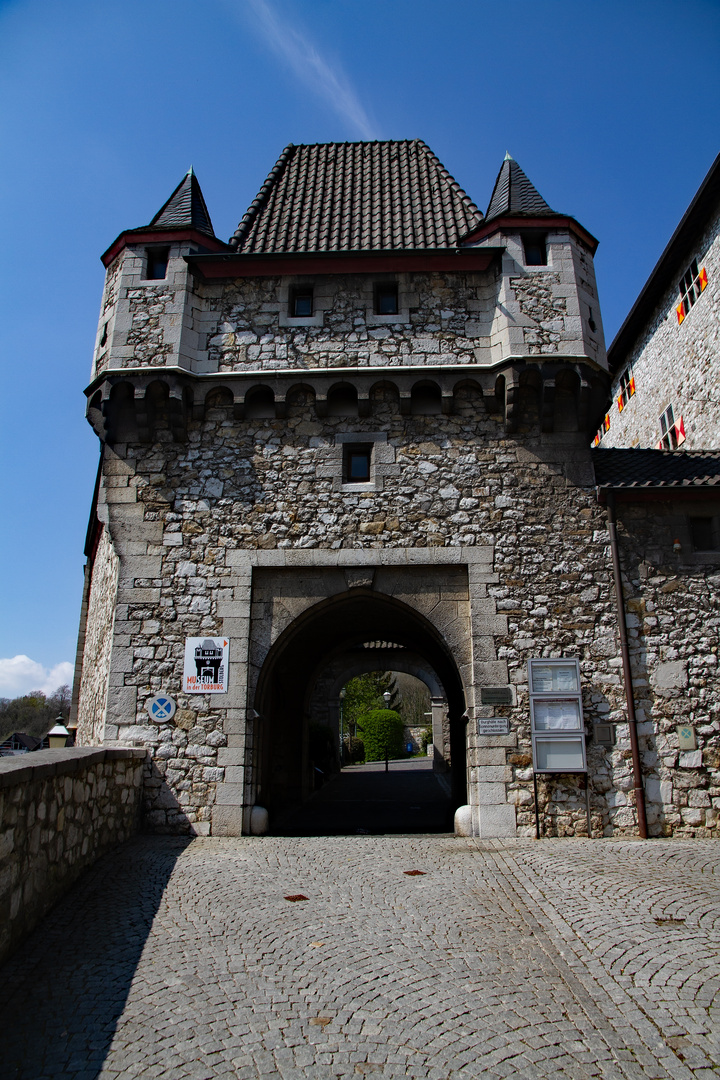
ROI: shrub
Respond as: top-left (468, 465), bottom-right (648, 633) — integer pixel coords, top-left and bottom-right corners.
top-left (343, 735), bottom-right (365, 764)
top-left (420, 726), bottom-right (433, 753)
top-left (357, 709), bottom-right (404, 762)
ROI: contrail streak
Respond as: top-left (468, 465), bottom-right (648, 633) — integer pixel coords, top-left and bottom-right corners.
top-left (233, 0), bottom-right (378, 139)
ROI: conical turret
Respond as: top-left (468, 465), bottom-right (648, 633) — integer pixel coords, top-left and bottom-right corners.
top-left (485, 153), bottom-right (556, 222)
top-left (148, 168), bottom-right (216, 237)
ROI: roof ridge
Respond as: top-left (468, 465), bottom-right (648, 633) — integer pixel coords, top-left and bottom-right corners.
top-left (229, 143), bottom-right (297, 250)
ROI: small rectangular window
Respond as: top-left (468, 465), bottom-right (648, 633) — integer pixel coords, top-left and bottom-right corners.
top-left (522, 233), bottom-right (547, 266)
top-left (146, 247), bottom-right (169, 280)
top-left (617, 368), bottom-right (635, 412)
top-left (689, 517), bottom-right (716, 551)
top-left (677, 258), bottom-right (708, 323)
top-left (659, 404), bottom-right (678, 450)
top-left (343, 444), bottom-right (371, 483)
top-left (290, 286), bottom-right (313, 317)
top-left (375, 282), bottom-right (398, 315)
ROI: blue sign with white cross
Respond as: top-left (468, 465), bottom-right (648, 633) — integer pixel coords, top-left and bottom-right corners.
top-left (148, 694), bottom-right (177, 722)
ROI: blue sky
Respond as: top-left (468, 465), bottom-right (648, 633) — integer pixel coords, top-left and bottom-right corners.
top-left (0, 0), bottom-right (718, 697)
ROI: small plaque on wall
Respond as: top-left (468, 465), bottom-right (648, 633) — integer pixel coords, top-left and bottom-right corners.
top-left (480, 686), bottom-right (513, 706)
top-left (478, 717), bottom-right (510, 736)
top-left (677, 725), bottom-right (697, 750)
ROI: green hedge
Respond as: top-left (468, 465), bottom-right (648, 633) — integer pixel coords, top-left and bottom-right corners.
top-left (357, 709), bottom-right (405, 762)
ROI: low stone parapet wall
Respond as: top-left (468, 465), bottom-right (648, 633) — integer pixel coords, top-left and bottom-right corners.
top-left (0, 746), bottom-right (146, 964)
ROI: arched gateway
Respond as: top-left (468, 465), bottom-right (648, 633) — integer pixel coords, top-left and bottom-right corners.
top-left (251, 590), bottom-right (467, 826)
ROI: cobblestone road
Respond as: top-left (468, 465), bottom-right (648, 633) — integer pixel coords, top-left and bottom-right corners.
top-left (1, 836), bottom-right (718, 1079)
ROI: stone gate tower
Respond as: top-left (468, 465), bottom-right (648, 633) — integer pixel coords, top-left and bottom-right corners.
top-left (73, 142), bottom-right (612, 837)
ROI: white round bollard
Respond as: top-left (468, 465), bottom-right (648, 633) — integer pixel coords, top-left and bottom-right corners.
top-left (454, 804), bottom-right (472, 836)
top-left (249, 805), bottom-right (269, 836)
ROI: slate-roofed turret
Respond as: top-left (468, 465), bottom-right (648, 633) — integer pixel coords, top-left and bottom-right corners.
top-left (485, 153), bottom-right (557, 222)
top-left (147, 167), bottom-right (216, 237)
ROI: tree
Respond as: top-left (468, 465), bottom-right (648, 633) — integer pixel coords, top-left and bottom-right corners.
top-left (357, 708), bottom-right (405, 762)
top-left (341, 670), bottom-right (398, 737)
top-left (0, 684), bottom-right (71, 743)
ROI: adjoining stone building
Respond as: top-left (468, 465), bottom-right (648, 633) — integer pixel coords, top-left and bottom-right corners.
top-left (599, 151), bottom-right (720, 454)
top-left (71, 141), bottom-right (720, 839)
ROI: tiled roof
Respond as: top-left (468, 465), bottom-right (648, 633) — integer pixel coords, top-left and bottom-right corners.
top-left (148, 168), bottom-right (216, 237)
top-left (485, 153), bottom-right (556, 222)
top-left (229, 141), bottom-right (484, 253)
top-left (593, 448), bottom-right (720, 488)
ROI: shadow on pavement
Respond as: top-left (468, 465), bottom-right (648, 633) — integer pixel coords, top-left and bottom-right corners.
top-left (0, 835), bottom-right (190, 1080)
top-left (273, 757), bottom-right (454, 836)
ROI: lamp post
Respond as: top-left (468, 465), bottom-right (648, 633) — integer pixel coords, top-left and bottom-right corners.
top-left (47, 716), bottom-right (70, 749)
top-left (339, 687), bottom-right (346, 765)
top-left (383, 691), bottom-right (392, 771)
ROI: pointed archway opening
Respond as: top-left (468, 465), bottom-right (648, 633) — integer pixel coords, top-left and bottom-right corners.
top-left (252, 589), bottom-right (467, 835)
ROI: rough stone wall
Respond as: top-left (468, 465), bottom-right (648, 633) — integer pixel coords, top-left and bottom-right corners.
top-left (88, 375), bottom-right (717, 838)
top-left (481, 231), bottom-right (606, 367)
top-left (0, 746), bottom-right (145, 964)
top-left (76, 524), bottom-right (120, 745)
top-left (614, 500), bottom-right (720, 836)
top-left (209, 272), bottom-right (495, 372)
top-left (96, 236), bottom-right (607, 379)
top-left (603, 202), bottom-right (720, 449)
top-left (92, 246), bottom-right (202, 379)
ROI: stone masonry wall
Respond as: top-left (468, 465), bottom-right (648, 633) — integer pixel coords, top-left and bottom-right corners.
top-left (86, 374), bottom-right (718, 838)
top-left (0, 746), bottom-right (145, 965)
top-left (614, 499), bottom-right (720, 836)
top-left (602, 202), bottom-right (720, 449)
top-left (96, 239), bottom-right (607, 380)
top-left (76, 523), bottom-right (120, 745)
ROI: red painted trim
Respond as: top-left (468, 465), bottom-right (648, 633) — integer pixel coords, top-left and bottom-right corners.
top-left (185, 248), bottom-right (503, 279)
top-left (102, 229), bottom-right (229, 267)
top-left (463, 216), bottom-right (598, 253)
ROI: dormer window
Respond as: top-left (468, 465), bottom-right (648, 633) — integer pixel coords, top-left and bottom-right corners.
top-left (290, 286), bottom-right (313, 317)
top-left (146, 247), bottom-right (169, 280)
top-left (375, 282), bottom-right (398, 315)
top-left (522, 233), bottom-right (547, 266)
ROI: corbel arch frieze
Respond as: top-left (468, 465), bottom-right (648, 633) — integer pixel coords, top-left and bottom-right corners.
top-left (85, 360), bottom-right (608, 443)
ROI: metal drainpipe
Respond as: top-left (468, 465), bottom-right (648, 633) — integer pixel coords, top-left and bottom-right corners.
top-left (605, 492), bottom-right (648, 839)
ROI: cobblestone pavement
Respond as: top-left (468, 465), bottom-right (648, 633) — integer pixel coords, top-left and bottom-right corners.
top-left (1, 836), bottom-right (718, 1079)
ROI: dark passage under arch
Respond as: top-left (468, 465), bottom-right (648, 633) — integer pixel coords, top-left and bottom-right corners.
top-left (253, 590), bottom-right (467, 834)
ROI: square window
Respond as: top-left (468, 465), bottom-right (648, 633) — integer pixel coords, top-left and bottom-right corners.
top-left (290, 287), bottom-right (314, 317)
top-left (375, 282), bottom-right (398, 315)
top-left (146, 247), bottom-right (169, 280)
top-left (522, 233), bottom-right (547, 266)
top-left (343, 444), bottom-right (371, 483)
top-left (689, 517), bottom-right (716, 551)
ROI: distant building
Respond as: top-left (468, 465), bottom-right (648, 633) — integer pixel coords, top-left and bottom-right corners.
top-left (598, 152), bottom-right (720, 451)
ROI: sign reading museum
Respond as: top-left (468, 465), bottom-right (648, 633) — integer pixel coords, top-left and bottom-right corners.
top-left (183, 637), bottom-right (230, 694)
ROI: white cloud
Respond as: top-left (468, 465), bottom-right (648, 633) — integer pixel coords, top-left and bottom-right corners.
top-left (233, 0), bottom-right (378, 140)
top-left (0, 656), bottom-right (74, 699)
